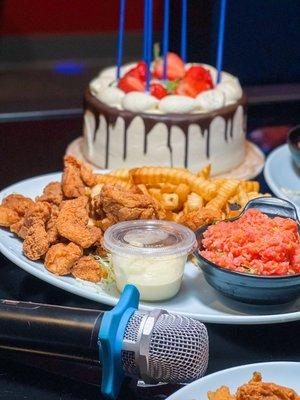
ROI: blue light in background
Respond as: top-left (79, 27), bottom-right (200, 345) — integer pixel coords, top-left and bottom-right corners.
top-left (53, 61), bottom-right (85, 74)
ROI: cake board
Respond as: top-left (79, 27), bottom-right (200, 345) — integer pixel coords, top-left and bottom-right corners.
top-left (66, 137), bottom-right (265, 180)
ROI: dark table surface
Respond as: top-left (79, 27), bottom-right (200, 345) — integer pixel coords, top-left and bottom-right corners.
top-left (0, 67), bottom-right (299, 398)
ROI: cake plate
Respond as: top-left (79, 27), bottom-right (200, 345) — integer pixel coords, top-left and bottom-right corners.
top-left (66, 137), bottom-right (265, 180)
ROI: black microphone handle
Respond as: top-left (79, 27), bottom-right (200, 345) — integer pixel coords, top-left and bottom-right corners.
top-left (0, 300), bottom-right (104, 362)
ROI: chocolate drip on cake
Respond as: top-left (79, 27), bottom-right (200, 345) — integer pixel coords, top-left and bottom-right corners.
top-left (84, 90), bottom-right (246, 169)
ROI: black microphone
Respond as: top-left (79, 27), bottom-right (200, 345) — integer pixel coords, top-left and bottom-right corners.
top-left (0, 285), bottom-right (209, 399)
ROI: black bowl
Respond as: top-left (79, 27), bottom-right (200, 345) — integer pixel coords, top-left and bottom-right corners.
top-left (287, 125), bottom-right (300, 168)
top-left (194, 197), bottom-right (300, 305)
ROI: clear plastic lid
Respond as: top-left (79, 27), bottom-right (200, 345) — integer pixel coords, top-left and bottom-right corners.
top-left (103, 220), bottom-right (197, 257)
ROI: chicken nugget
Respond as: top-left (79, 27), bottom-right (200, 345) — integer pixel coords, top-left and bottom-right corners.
top-left (71, 255), bottom-right (104, 283)
top-left (45, 242), bottom-right (83, 275)
top-left (36, 182), bottom-right (63, 206)
top-left (56, 196), bottom-right (102, 248)
top-left (2, 194), bottom-right (34, 217)
top-left (0, 206), bottom-right (20, 227)
top-left (23, 221), bottom-right (50, 260)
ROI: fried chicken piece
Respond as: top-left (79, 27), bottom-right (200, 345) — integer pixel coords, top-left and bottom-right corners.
top-left (46, 205), bottom-right (60, 244)
top-left (62, 156), bottom-right (96, 198)
top-left (208, 386), bottom-right (235, 400)
top-left (23, 221), bottom-right (50, 260)
top-left (56, 196), bottom-right (102, 248)
top-left (36, 182), bottom-right (63, 206)
top-left (179, 208), bottom-right (222, 231)
top-left (18, 201), bottom-right (52, 239)
top-left (236, 372), bottom-right (300, 400)
top-left (45, 242), bottom-right (83, 275)
top-left (0, 206), bottom-right (20, 227)
top-left (2, 194), bottom-right (34, 217)
top-left (71, 255), bottom-right (105, 282)
top-left (93, 185), bottom-right (165, 223)
top-left (10, 217), bottom-right (25, 237)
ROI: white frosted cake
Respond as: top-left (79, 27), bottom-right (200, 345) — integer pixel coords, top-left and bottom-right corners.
top-left (82, 54), bottom-right (246, 175)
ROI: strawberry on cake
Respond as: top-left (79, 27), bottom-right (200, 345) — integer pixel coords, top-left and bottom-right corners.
top-left (83, 52), bottom-right (245, 174)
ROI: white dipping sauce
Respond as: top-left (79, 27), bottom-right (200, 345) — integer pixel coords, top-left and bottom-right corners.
top-left (104, 220), bottom-right (196, 301)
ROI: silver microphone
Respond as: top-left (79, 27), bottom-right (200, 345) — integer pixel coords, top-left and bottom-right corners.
top-left (122, 309), bottom-right (208, 384)
top-left (0, 286), bottom-right (209, 398)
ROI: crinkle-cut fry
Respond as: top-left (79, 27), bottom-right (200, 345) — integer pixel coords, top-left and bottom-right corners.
top-left (184, 192), bottom-right (203, 213)
top-left (237, 188), bottom-right (250, 208)
top-left (212, 178), bottom-right (227, 188)
top-left (95, 174), bottom-right (132, 189)
top-left (148, 188), bottom-right (162, 202)
top-left (239, 180), bottom-right (260, 193)
top-left (175, 183), bottom-right (190, 207)
top-left (197, 164), bottom-right (211, 179)
top-left (160, 183), bottom-right (177, 193)
top-left (110, 168), bottom-right (131, 181)
top-left (131, 167), bottom-right (216, 201)
top-left (161, 193), bottom-right (179, 211)
top-left (206, 180), bottom-right (240, 211)
top-left (136, 184), bottom-right (149, 196)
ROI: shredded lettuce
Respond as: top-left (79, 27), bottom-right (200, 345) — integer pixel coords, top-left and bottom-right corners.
top-left (94, 254), bottom-right (115, 285)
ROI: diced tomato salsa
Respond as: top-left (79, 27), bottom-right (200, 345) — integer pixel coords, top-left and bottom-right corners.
top-left (200, 209), bottom-right (300, 276)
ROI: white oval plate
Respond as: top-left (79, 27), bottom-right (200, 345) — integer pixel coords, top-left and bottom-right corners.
top-left (167, 362), bottom-right (300, 400)
top-left (264, 144), bottom-right (300, 214)
top-left (0, 173), bottom-right (299, 325)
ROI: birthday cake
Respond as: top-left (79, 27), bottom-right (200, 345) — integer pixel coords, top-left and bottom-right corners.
top-left (82, 0), bottom-right (246, 176)
top-left (83, 55), bottom-right (245, 175)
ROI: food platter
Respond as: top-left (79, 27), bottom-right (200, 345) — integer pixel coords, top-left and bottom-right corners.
top-left (1, 173), bottom-right (299, 325)
top-left (166, 362), bottom-right (300, 400)
top-left (264, 144), bottom-right (300, 214)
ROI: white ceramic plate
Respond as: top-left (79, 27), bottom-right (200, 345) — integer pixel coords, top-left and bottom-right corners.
top-left (264, 144), bottom-right (300, 215)
top-left (0, 173), bottom-right (299, 325)
top-left (167, 362), bottom-right (300, 400)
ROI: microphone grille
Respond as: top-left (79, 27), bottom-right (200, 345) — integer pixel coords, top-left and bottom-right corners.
top-left (148, 313), bottom-right (208, 383)
top-left (122, 311), bottom-right (208, 384)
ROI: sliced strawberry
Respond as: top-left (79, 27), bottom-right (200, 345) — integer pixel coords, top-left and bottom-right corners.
top-left (176, 79), bottom-right (198, 97)
top-left (153, 52), bottom-right (185, 81)
top-left (185, 66), bottom-right (213, 88)
top-left (175, 77), bottom-right (211, 98)
top-left (118, 75), bottom-right (145, 93)
top-left (150, 83), bottom-right (168, 99)
top-left (135, 61), bottom-right (147, 81)
top-left (124, 61), bottom-right (147, 81)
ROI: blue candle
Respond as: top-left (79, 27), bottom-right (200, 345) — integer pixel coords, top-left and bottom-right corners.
top-left (162, 0), bottom-right (170, 80)
top-left (116, 0), bottom-right (126, 80)
top-left (146, 0), bottom-right (153, 92)
top-left (143, 0), bottom-right (148, 61)
top-left (216, 0), bottom-right (227, 84)
top-left (180, 0), bottom-right (188, 62)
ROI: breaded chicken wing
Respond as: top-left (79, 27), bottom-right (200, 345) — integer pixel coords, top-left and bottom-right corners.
top-left (71, 255), bottom-right (105, 282)
top-left (0, 206), bottom-right (19, 227)
top-left (45, 242), bottom-right (83, 275)
top-left (23, 221), bottom-right (50, 260)
top-left (179, 208), bottom-right (222, 231)
top-left (56, 196), bottom-right (102, 248)
top-left (62, 156), bottom-right (95, 198)
top-left (36, 182), bottom-right (63, 206)
top-left (93, 185), bottom-right (165, 223)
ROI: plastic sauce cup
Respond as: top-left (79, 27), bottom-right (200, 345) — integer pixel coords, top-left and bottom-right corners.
top-left (103, 220), bottom-right (197, 301)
